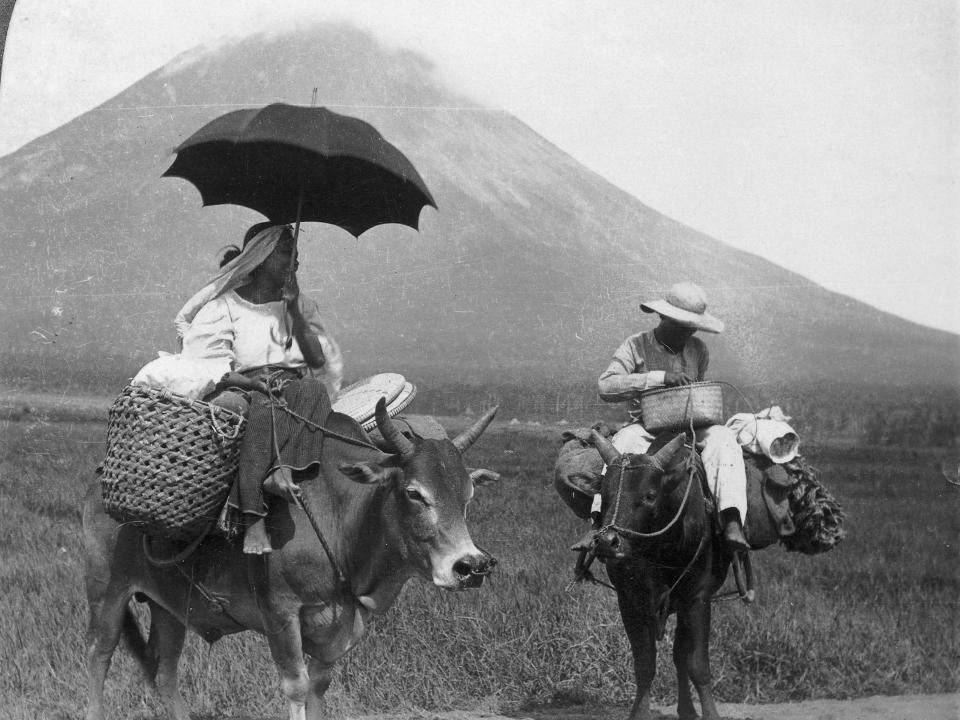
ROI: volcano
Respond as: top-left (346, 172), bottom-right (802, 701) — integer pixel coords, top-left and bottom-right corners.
top-left (0, 24), bottom-right (955, 399)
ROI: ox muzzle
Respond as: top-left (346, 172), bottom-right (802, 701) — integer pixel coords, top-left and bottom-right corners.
top-left (449, 549), bottom-right (497, 589)
top-left (572, 527), bottom-right (627, 563)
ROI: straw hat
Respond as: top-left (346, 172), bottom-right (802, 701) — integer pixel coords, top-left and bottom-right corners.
top-left (640, 282), bottom-right (725, 334)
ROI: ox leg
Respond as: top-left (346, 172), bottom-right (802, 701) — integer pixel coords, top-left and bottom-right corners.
top-left (84, 589), bottom-right (130, 720)
top-left (305, 656), bottom-right (335, 720)
top-left (673, 608), bottom-right (697, 720)
top-left (617, 592), bottom-right (657, 720)
top-left (145, 601), bottom-right (190, 720)
top-left (262, 617), bottom-right (310, 720)
top-left (676, 599), bottom-right (719, 720)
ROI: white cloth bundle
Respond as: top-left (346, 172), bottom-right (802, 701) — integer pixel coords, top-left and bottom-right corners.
top-left (132, 352), bottom-right (230, 401)
top-left (726, 405), bottom-right (800, 464)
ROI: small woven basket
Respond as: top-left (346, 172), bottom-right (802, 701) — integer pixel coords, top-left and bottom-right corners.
top-left (639, 381), bottom-right (724, 433)
top-left (99, 384), bottom-right (246, 540)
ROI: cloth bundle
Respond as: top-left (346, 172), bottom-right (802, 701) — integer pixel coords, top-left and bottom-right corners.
top-left (726, 405), bottom-right (800, 464)
top-left (132, 352), bottom-right (229, 402)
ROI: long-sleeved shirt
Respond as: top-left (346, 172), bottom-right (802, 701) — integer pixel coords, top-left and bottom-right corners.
top-left (598, 330), bottom-right (709, 421)
top-left (181, 289), bottom-right (344, 399)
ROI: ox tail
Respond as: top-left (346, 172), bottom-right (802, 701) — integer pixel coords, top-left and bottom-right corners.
top-left (120, 597), bottom-right (156, 685)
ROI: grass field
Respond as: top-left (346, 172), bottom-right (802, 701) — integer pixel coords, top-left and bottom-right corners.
top-left (1, 404), bottom-right (958, 719)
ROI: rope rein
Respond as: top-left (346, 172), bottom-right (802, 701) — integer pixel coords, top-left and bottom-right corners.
top-left (600, 445), bottom-right (698, 540)
top-left (141, 374), bottom-right (372, 608)
top-left (576, 423), bottom-right (752, 603)
top-left (267, 396), bottom-right (353, 596)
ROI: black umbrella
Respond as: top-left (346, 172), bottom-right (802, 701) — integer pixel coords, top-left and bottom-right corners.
top-left (163, 103), bottom-right (436, 236)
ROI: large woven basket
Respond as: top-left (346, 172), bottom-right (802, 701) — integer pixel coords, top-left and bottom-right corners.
top-left (639, 381), bottom-right (724, 433)
top-left (100, 384), bottom-right (246, 540)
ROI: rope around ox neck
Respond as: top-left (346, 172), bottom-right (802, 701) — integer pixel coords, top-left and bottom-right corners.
top-left (267, 398), bottom-right (353, 597)
top-left (600, 446), bottom-right (698, 540)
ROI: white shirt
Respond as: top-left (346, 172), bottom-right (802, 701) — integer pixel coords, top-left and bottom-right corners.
top-left (181, 290), bottom-right (343, 398)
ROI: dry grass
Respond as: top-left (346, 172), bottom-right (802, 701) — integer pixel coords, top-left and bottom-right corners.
top-left (1, 409), bottom-right (957, 719)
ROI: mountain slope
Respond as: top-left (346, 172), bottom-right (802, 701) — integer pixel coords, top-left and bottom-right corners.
top-left (0, 24), bottom-right (955, 392)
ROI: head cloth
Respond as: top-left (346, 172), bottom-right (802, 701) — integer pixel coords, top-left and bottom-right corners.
top-left (174, 224), bottom-right (287, 339)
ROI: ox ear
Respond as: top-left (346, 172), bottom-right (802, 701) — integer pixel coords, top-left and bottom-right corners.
top-left (338, 462), bottom-right (403, 485)
top-left (563, 471), bottom-right (602, 498)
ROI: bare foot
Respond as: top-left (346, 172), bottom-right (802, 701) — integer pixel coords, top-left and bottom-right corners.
top-left (243, 517), bottom-right (272, 554)
top-left (263, 466), bottom-right (302, 503)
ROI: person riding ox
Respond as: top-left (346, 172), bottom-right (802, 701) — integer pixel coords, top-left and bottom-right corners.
top-left (588, 430), bottom-right (731, 720)
top-left (177, 221), bottom-right (344, 555)
top-left (597, 281), bottom-right (749, 550)
top-left (83, 399), bottom-right (499, 720)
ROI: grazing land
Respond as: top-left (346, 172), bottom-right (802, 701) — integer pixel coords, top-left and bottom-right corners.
top-left (0, 393), bottom-right (957, 720)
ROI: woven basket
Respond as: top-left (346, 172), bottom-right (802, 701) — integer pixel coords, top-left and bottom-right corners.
top-left (100, 384), bottom-right (246, 540)
top-left (639, 381), bottom-right (724, 433)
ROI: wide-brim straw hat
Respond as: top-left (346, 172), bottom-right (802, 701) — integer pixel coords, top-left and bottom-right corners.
top-left (640, 281), bottom-right (725, 334)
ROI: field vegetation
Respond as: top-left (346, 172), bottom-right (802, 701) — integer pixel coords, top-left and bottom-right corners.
top-left (1, 396), bottom-right (958, 719)
top-left (3, 361), bottom-right (959, 450)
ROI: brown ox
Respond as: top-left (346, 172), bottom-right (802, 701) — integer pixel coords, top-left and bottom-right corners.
top-left (83, 400), bottom-right (498, 720)
top-left (583, 432), bottom-right (732, 720)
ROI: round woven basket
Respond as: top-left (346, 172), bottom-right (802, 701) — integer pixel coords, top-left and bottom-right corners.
top-left (639, 381), bottom-right (724, 433)
top-left (99, 384), bottom-right (246, 540)
top-left (360, 382), bottom-right (417, 431)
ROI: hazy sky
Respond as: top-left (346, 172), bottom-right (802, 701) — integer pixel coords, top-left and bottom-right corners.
top-left (1, 0), bottom-right (957, 334)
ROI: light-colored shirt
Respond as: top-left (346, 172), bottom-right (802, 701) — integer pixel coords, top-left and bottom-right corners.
top-left (181, 290), bottom-right (343, 398)
top-left (598, 329), bottom-right (709, 421)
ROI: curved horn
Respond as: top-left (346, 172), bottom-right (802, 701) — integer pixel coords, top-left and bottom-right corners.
top-left (453, 405), bottom-right (499, 453)
top-left (375, 397), bottom-right (414, 457)
top-left (591, 430), bottom-right (622, 466)
top-left (651, 434), bottom-right (688, 468)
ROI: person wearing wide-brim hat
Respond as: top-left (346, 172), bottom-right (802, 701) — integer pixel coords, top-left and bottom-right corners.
top-left (597, 281), bottom-right (749, 550)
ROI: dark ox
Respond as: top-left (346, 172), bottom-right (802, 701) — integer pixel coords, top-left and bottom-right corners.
top-left (83, 400), bottom-right (497, 720)
top-left (584, 431), bottom-right (733, 720)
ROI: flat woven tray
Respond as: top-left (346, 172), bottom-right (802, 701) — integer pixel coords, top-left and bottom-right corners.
top-left (360, 381), bottom-right (417, 430)
top-left (332, 373), bottom-right (406, 424)
top-left (639, 381), bottom-right (724, 433)
top-left (99, 384), bottom-right (246, 540)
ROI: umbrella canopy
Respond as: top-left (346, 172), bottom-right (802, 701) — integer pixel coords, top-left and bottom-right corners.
top-left (163, 103), bottom-right (436, 236)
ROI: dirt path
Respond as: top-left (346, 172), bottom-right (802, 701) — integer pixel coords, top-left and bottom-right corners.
top-left (351, 694), bottom-right (958, 720)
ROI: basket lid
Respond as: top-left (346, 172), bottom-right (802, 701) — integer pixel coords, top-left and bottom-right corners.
top-left (332, 373), bottom-right (406, 424)
top-left (361, 382), bottom-right (417, 431)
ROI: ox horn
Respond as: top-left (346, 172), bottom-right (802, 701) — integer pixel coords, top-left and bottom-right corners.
top-left (453, 405), bottom-right (499, 453)
top-left (375, 397), bottom-right (415, 457)
top-left (651, 434), bottom-right (688, 468)
top-left (591, 430), bottom-right (622, 466)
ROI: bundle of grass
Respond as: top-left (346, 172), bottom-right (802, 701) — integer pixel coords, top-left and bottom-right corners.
top-left (781, 457), bottom-right (846, 554)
